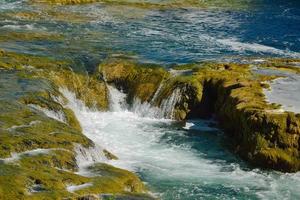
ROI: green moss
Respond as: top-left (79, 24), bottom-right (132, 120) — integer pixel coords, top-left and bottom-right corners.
top-left (31, 0), bottom-right (251, 10)
top-left (76, 163), bottom-right (146, 195)
top-left (258, 58), bottom-right (300, 74)
top-left (0, 50), bottom-right (149, 199)
top-left (0, 49), bottom-right (109, 110)
top-left (103, 149), bottom-right (118, 160)
top-left (0, 31), bottom-right (63, 43)
top-left (0, 101), bottom-right (91, 158)
top-left (32, 0), bottom-right (99, 5)
top-left (5, 10), bottom-right (93, 24)
top-left (101, 59), bottom-right (300, 171)
top-left (99, 58), bottom-right (168, 103)
top-left (0, 151), bottom-right (88, 200)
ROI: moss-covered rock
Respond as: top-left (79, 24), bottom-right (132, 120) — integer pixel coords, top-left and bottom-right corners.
top-left (32, 0), bottom-right (251, 9)
top-left (77, 163), bottom-right (146, 195)
top-left (99, 58), bottom-right (168, 103)
top-left (0, 152), bottom-right (149, 199)
top-left (0, 50), bottom-right (148, 199)
top-left (0, 31), bottom-right (63, 43)
top-left (0, 49), bottom-right (109, 110)
top-left (101, 59), bottom-right (300, 172)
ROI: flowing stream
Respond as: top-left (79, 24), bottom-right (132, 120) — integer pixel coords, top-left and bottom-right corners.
top-left (62, 87), bottom-right (300, 200)
top-left (1, 0), bottom-right (300, 199)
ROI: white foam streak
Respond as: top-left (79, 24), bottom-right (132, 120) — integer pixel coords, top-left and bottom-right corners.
top-left (74, 144), bottom-right (107, 172)
top-left (107, 85), bottom-right (127, 112)
top-left (160, 88), bottom-right (182, 119)
top-left (7, 120), bottom-right (41, 132)
top-left (131, 98), bottom-right (163, 119)
top-left (66, 182), bottom-right (93, 193)
top-left (218, 38), bottom-right (300, 58)
top-left (150, 82), bottom-right (164, 104)
top-left (0, 148), bottom-right (63, 163)
top-left (29, 104), bottom-right (66, 123)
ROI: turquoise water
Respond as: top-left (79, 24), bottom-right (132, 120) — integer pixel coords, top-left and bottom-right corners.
top-left (1, 0), bottom-right (300, 199)
top-left (0, 0), bottom-right (300, 70)
top-left (64, 87), bottom-right (300, 200)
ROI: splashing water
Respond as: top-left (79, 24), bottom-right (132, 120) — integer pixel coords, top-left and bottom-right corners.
top-left (160, 88), bottom-right (182, 119)
top-left (107, 85), bottom-right (128, 112)
top-left (61, 86), bottom-right (300, 200)
top-left (150, 81), bottom-right (164, 104)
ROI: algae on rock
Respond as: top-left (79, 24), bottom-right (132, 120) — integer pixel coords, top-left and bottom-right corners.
top-left (101, 59), bottom-right (300, 172)
top-left (0, 50), bottom-right (150, 199)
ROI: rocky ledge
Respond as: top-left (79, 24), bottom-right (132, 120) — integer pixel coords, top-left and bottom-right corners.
top-left (0, 50), bottom-right (153, 199)
top-left (31, 0), bottom-right (250, 9)
top-left (1, 48), bottom-right (299, 199)
top-left (100, 57), bottom-right (300, 172)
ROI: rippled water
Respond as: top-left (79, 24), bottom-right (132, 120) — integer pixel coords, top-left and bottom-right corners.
top-left (1, 0), bottom-right (300, 199)
top-left (0, 0), bottom-right (300, 70)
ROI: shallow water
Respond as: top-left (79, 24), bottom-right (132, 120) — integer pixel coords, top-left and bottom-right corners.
top-left (62, 87), bottom-right (300, 200)
top-left (252, 66), bottom-right (300, 113)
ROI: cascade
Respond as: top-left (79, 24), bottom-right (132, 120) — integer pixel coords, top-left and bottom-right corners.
top-left (74, 144), bottom-right (107, 170)
top-left (107, 85), bottom-right (127, 112)
top-left (160, 88), bottom-right (182, 119)
top-left (60, 86), bottom-right (300, 200)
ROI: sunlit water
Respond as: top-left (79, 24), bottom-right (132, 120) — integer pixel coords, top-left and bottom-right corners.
top-left (1, 0), bottom-right (300, 199)
top-left (62, 87), bottom-right (300, 200)
top-left (0, 0), bottom-right (300, 70)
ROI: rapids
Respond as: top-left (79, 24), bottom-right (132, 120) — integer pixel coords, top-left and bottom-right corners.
top-left (1, 0), bottom-right (300, 199)
top-left (62, 86), bottom-right (300, 200)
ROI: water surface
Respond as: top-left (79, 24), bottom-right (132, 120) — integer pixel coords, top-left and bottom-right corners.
top-left (0, 0), bottom-right (299, 70)
top-left (1, 0), bottom-right (300, 199)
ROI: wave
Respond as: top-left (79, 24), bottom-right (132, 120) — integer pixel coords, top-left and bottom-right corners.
top-left (217, 38), bottom-right (300, 58)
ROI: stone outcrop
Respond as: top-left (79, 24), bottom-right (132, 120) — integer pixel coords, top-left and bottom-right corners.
top-left (1, 48), bottom-right (299, 200)
top-left (0, 50), bottom-right (149, 199)
top-left (31, 0), bottom-right (250, 9)
top-left (101, 59), bottom-right (300, 172)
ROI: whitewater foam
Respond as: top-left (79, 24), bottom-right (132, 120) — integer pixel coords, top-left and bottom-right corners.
top-left (66, 182), bottom-right (93, 193)
top-left (0, 148), bottom-right (68, 164)
top-left (61, 86), bottom-right (300, 199)
top-left (264, 76), bottom-right (300, 114)
top-left (74, 143), bottom-right (107, 175)
top-left (29, 104), bottom-right (66, 123)
top-left (160, 88), bottom-right (182, 119)
top-left (217, 38), bottom-right (300, 58)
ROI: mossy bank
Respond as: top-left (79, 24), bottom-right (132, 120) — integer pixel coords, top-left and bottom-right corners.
top-left (100, 58), bottom-right (300, 172)
top-left (1, 48), bottom-right (300, 199)
top-left (0, 50), bottom-right (152, 200)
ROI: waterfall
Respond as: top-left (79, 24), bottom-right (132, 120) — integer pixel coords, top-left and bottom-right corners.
top-left (74, 144), bottom-right (107, 175)
top-left (107, 85), bottom-right (127, 112)
top-left (150, 81), bottom-right (164, 104)
top-left (160, 88), bottom-right (182, 119)
top-left (59, 87), bottom-right (300, 200)
top-left (106, 84), bottom-right (164, 118)
top-left (131, 98), bottom-right (162, 119)
top-left (106, 83), bottom-right (182, 119)
top-left (28, 104), bottom-right (66, 123)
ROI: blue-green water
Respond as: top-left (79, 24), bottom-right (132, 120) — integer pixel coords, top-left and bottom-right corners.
top-left (0, 0), bottom-right (300, 69)
top-left (64, 87), bottom-right (300, 200)
top-left (1, 0), bottom-right (300, 199)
